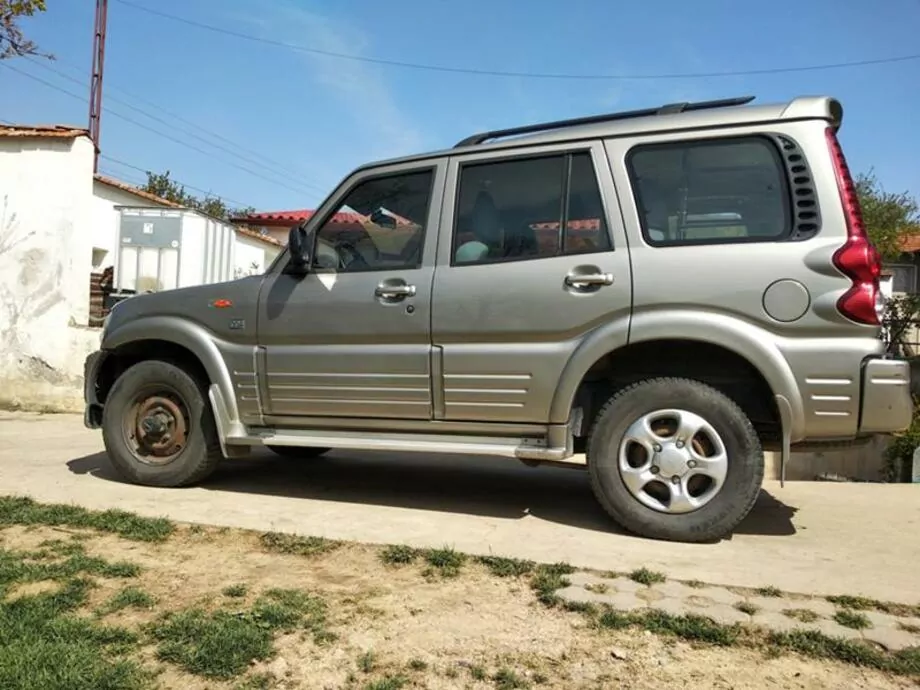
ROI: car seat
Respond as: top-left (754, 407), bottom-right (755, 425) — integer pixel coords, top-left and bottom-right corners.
top-left (455, 191), bottom-right (503, 263)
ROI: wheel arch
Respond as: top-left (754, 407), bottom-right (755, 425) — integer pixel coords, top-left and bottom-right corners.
top-left (550, 311), bottom-right (805, 441)
top-left (98, 316), bottom-right (241, 426)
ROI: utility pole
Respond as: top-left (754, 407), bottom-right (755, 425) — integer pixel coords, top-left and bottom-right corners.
top-left (88, 0), bottom-right (108, 173)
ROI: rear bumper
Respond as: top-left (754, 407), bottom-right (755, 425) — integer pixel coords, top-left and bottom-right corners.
top-left (83, 350), bottom-right (107, 429)
top-left (859, 357), bottom-right (914, 434)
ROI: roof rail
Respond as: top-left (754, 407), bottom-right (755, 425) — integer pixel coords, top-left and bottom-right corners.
top-left (453, 96), bottom-right (756, 148)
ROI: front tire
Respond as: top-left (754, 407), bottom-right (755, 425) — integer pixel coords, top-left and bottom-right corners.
top-left (101, 360), bottom-right (222, 487)
top-left (587, 377), bottom-right (764, 543)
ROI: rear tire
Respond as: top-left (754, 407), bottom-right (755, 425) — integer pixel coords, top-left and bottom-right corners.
top-left (587, 377), bottom-right (763, 543)
top-left (101, 360), bottom-right (222, 487)
top-left (266, 445), bottom-right (330, 459)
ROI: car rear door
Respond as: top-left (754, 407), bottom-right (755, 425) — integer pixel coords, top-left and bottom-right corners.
top-left (430, 140), bottom-right (633, 424)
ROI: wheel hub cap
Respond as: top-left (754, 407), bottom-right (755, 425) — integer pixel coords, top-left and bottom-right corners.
top-left (655, 445), bottom-right (691, 479)
top-left (129, 394), bottom-right (188, 465)
top-left (140, 412), bottom-right (170, 439)
top-left (618, 409), bottom-right (729, 514)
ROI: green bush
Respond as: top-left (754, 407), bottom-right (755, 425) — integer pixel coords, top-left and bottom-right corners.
top-left (881, 294), bottom-right (920, 482)
top-left (883, 397), bottom-right (920, 482)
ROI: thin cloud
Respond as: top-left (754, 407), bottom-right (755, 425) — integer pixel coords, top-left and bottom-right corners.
top-left (257, 2), bottom-right (424, 161)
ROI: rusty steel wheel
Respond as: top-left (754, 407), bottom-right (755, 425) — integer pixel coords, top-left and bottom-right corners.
top-left (102, 360), bottom-right (222, 487)
top-left (123, 388), bottom-right (190, 466)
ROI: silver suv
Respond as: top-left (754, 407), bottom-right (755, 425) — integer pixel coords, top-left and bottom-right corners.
top-left (83, 95), bottom-right (913, 543)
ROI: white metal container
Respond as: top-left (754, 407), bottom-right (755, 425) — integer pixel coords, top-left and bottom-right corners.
top-left (114, 206), bottom-right (236, 293)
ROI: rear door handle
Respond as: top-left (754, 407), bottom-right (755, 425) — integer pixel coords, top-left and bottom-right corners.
top-left (375, 284), bottom-right (417, 298)
top-left (565, 273), bottom-right (614, 288)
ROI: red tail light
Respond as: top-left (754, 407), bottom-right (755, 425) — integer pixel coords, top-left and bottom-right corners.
top-left (826, 127), bottom-right (883, 325)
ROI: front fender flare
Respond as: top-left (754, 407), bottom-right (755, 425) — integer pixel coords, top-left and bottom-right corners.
top-left (103, 315), bottom-right (243, 427)
top-left (549, 310), bottom-right (806, 441)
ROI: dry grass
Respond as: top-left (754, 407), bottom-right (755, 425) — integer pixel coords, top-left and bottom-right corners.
top-left (0, 498), bottom-right (918, 689)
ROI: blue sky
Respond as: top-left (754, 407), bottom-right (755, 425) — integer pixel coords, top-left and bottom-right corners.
top-left (2, 0), bottom-right (919, 212)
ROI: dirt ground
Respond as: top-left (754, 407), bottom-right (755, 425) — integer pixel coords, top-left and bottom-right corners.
top-left (1, 522), bottom-right (915, 690)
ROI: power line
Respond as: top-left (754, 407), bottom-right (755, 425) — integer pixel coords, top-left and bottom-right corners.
top-left (98, 166), bottom-right (146, 186)
top-left (8, 25), bottom-right (321, 190)
top-left (26, 55), bottom-right (322, 187)
top-left (23, 55), bottom-right (327, 194)
top-left (0, 60), bottom-right (322, 200)
top-left (100, 154), bottom-right (254, 208)
top-left (0, 67), bottom-right (257, 209)
top-left (115, 0), bottom-right (920, 80)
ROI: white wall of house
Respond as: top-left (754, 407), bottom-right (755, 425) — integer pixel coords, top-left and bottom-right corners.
top-left (235, 233), bottom-right (280, 277)
top-left (0, 133), bottom-right (101, 411)
top-left (254, 225), bottom-right (289, 245)
top-left (0, 133), bottom-right (283, 412)
top-left (91, 180), bottom-right (170, 271)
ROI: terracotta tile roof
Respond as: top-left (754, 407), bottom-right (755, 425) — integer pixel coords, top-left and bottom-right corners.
top-left (898, 234), bottom-right (920, 253)
top-left (231, 209), bottom-right (315, 224)
top-left (93, 174), bottom-right (184, 208)
top-left (531, 218), bottom-right (602, 231)
top-left (231, 209), bottom-right (415, 227)
top-left (235, 225), bottom-right (284, 247)
top-left (0, 124), bottom-right (90, 139)
top-left (231, 209), bottom-right (374, 225)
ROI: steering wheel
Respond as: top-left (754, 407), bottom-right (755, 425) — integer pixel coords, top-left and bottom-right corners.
top-left (336, 240), bottom-right (371, 270)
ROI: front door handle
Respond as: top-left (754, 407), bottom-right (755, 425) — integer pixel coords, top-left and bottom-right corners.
top-left (565, 273), bottom-right (614, 288)
top-left (375, 284), bottom-right (417, 299)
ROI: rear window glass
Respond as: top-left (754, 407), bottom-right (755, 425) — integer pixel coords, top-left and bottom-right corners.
top-left (627, 137), bottom-right (791, 246)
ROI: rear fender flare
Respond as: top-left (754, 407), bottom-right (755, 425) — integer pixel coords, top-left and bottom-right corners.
top-left (549, 310), bottom-right (805, 441)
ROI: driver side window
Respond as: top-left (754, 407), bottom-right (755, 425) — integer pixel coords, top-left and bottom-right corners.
top-left (312, 168), bottom-right (435, 273)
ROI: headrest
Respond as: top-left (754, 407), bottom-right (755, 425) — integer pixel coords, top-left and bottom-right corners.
top-left (470, 191), bottom-right (503, 244)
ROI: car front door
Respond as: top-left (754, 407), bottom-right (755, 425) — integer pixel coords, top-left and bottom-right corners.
top-left (257, 160), bottom-right (446, 420)
top-left (431, 141), bottom-right (633, 424)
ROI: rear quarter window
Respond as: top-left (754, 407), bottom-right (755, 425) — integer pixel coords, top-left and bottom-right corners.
top-left (627, 136), bottom-right (792, 247)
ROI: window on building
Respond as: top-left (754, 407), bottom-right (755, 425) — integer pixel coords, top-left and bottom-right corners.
top-left (452, 151), bottom-right (611, 265)
top-left (628, 136), bottom-right (791, 246)
top-left (888, 263), bottom-right (918, 294)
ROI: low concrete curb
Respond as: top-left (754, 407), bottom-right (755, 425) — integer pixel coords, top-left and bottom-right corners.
top-left (558, 572), bottom-right (920, 652)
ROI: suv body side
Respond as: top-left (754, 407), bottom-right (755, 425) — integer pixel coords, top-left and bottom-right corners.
top-left (82, 95), bottom-right (915, 542)
top-left (86, 96), bottom-right (911, 459)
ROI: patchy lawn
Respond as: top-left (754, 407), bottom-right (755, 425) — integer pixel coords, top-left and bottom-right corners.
top-left (0, 495), bottom-right (917, 689)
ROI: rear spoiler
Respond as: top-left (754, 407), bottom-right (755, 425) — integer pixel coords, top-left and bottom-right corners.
top-left (780, 96), bottom-right (843, 131)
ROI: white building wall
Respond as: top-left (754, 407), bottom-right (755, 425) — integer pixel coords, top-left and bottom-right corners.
top-left (0, 138), bottom-right (283, 412)
top-left (0, 134), bottom-right (101, 411)
top-left (234, 233), bottom-right (279, 277)
top-left (259, 225), bottom-right (289, 245)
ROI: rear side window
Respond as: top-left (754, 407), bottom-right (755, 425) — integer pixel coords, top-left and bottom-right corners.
top-left (627, 137), bottom-right (791, 246)
top-left (452, 151), bottom-right (611, 266)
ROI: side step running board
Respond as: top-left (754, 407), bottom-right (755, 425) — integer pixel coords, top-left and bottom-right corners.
top-left (209, 385), bottom-right (583, 465)
top-left (246, 428), bottom-right (579, 463)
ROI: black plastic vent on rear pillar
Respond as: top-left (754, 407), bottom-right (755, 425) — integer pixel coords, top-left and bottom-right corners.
top-left (772, 134), bottom-right (821, 240)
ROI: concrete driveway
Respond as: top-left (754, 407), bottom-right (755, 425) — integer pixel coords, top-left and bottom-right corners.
top-left (1, 411), bottom-right (918, 602)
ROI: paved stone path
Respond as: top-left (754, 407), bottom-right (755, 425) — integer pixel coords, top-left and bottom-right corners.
top-left (558, 572), bottom-right (920, 652)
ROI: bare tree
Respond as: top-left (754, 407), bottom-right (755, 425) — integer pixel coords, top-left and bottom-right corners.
top-left (1, 1), bottom-right (51, 59)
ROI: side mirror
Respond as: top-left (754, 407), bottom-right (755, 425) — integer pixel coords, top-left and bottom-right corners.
top-left (286, 222), bottom-right (313, 275)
